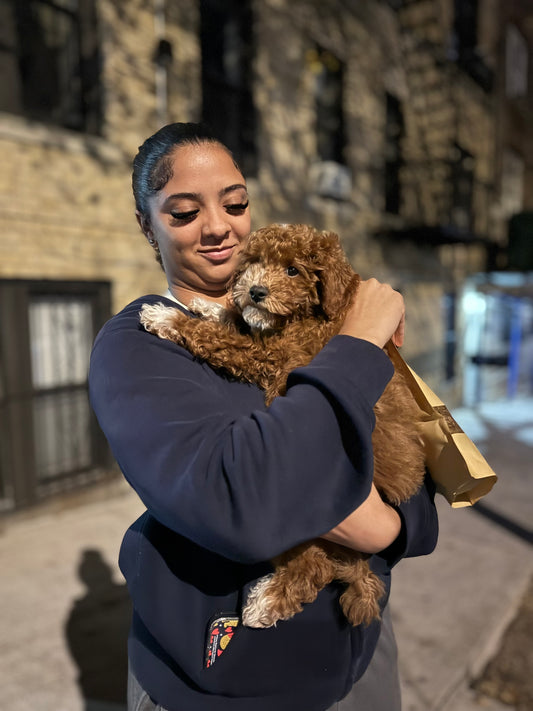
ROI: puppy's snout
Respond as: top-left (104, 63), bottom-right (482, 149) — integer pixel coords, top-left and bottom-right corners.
top-left (249, 285), bottom-right (268, 303)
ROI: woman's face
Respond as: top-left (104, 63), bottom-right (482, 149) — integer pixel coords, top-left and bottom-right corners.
top-left (142, 142), bottom-right (251, 301)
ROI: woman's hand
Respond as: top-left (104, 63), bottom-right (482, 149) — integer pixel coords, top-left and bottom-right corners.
top-left (339, 278), bottom-right (405, 348)
top-left (321, 484), bottom-right (402, 553)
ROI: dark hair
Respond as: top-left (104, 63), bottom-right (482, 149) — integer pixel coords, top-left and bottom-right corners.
top-left (132, 122), bottom-right (239, 218)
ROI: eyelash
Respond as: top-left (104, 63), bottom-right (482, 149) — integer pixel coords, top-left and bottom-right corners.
top-left (170, 201), bottom-right (249, 222)
top-left (226, 201), bottom-right (249, 214)
top-left (170, 209), bottom-right (197, 221)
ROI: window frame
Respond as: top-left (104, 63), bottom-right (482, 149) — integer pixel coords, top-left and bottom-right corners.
top-left (200, 0), bottom-right (257, 177)
top-left (384, 92), bottom-right (405, 215)
top-left (0, 0), bottom-right (101, 134)
top-left (310, 45), bottom-right (347, 165)
top-left (0, 279), bottom-right (111, 511)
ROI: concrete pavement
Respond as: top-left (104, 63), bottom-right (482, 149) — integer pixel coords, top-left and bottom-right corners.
top-left (392, 398), bottom-right (533, 711)
top-left (0, 398), bottom-right (532, 711)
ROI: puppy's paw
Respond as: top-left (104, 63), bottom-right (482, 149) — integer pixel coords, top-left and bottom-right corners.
top-left (340, 591), bottom-right (382, 627)
top-left (241, 574), bottom-right (300, 628)
top-left (139, 302), bottom-right (179, 333)
top-left (189, 297), bottom-right (227, 322)
top-left (339, 573), bottom-right (385, 627)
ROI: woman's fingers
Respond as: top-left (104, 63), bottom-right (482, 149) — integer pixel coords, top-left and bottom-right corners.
top-left (391, 311), bottom-right (405, 348)
top-left (339, 279), bottom-right (405, 349)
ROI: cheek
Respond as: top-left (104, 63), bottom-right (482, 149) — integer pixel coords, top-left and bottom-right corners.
top-left (236, 214), bottom-right (251, 239)
top-left (156, 225), bottom-right (196, 254)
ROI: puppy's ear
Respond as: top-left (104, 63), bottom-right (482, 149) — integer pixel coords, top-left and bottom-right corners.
top-left (315, 231), bottom-right (359, 318)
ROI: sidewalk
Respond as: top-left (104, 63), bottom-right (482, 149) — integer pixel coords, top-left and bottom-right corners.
top-left (392, 398), bottom-right (533, 711)
top-left (0, 399), bottom-right (531, 711)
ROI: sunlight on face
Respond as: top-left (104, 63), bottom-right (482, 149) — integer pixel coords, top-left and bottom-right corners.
top-left (147, 143), bottom-right (251, 303)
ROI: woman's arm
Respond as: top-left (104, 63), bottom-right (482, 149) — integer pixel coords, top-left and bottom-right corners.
top-left (90, 299), bottom-right (396, 565)
top-left (90, 281), bottom-right (414, 565)
top-left (323, 279), bottom-right (439, 559)
top-left (321, 483), bottom-right (401, 553)
top-left (322, 474), bottom-right (438, 563)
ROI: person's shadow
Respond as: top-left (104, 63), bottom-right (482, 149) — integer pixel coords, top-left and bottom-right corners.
top-left (66, 549), bottom-right (132, 710)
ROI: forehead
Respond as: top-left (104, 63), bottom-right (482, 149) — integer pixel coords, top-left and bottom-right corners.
top-left (166, 143), bottom-right (244, 187)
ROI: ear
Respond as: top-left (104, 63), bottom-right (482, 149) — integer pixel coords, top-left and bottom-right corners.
top-left (315, 231), bottom-right (359, 318)
top-left (136, 210), bottom-right (155, 244)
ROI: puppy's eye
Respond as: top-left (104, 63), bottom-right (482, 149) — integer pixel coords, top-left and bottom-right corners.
top-left (286, 266), bottom-right (299, 277)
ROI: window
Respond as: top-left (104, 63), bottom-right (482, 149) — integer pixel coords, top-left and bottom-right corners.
top-left (454, 0), bottom-right (478, 55)
top-left (0, 280), bottom-right (111, 511)
top-left (501, 149), bottom-right (525, 218)
top-left (308, 46), bottom-right (346, 164)
top-left (0, 0), bottom-right (101, 133)
top-left (506, 24), bottom-right (528, 98)
top-left (200, 0), bottom-right (257, 176)
top-left (450, 144), bottom-right (474, 232)
top-left (452, 0), bottom-right (493, 91)
top-left (384, 93), bottom-right (404, 215)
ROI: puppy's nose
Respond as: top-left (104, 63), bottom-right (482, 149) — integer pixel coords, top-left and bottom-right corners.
top-left (249, 285), bottom-right (268, 303)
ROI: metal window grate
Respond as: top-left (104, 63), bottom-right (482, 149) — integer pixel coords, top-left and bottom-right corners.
top-left (0, 0), bottom-right (101, 133)
top-left (0, 279), bottom-right (111, 511)
top-left (200, 0), bottom-right (257, 177)
top-left (32, 389), bottom-right (91, 481)
top-left (29, 297), bottom-right (92, 389)
top-left (28, 296), bottom-right (93, 482)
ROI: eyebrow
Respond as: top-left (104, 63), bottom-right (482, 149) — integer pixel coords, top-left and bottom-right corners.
top-left (220, 183), bottom-right (248, 197)
top-left (164, 184), bottom-right (248, 202)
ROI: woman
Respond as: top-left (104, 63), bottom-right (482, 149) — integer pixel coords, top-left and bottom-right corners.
top-left (89, 122), bottom-right (438, 711)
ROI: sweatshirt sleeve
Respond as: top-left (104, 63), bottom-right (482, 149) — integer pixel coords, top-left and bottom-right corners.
top-left (88, 300), bottom-right (395, 565)
top-left (379, 472), bottom-right (439, 568)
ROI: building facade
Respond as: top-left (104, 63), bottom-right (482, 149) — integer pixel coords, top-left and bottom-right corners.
top-left (0, 0), bottom-right (531, 510)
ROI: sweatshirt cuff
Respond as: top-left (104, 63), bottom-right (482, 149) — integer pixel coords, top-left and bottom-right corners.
top-left (287, 335), bottom-right (394, 410)
top-left (379, 472), bottom-right (439, 568)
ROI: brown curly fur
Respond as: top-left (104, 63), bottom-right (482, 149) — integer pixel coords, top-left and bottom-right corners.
top-left (140, 223), bottom-right (427, 628)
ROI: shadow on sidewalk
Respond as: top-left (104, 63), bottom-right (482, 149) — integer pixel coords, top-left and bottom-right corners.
top-left (473, 502), bottom-right (533, 545)
top-left (65, 549), bottom-right (132, 710)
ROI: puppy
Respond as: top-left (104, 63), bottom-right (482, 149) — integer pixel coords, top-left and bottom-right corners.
top-left (140, 223), bottom-right (426, 627)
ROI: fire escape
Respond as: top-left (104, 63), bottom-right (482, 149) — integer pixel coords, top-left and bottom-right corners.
top-left (385, 0), bottom-right (497, 267)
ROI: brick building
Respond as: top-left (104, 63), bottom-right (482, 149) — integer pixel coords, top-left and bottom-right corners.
top-left (0, 0), bottom-right (531, 510)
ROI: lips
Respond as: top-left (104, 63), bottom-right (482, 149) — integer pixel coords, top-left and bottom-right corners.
top-left (199, 245), bottom-right (236, 263)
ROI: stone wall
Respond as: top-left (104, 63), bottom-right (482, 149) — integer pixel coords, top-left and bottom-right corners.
top-left (0, 0), bottom-right (508, 395)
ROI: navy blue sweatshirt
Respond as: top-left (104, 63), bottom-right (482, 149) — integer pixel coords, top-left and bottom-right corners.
top-left (89, 295), bottom-right (438, 711)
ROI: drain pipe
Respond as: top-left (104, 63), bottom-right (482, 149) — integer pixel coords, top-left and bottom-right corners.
top-left (153, 0), bottom-right (172, 127)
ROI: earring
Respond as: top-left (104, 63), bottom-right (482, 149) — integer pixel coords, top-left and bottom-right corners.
top-left (148, 239), bottom-right (162, 265)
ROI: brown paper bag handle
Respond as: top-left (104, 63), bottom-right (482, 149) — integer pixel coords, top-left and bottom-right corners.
top-left (385, 342), bottom-right (442, 416)
top-left (385, 342), bottom-right (498, 507)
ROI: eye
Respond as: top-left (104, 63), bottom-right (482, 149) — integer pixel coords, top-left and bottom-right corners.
top-left (170, 209), bottom-right (198, 222)
top-left (225, 201), bottom-right (249, 215)
top-left (286, 266), bottom-right (299, 277)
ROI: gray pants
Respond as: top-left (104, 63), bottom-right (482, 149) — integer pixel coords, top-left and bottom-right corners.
top-left (329, 606), bottom-right (401, 710)
top-left (128, 606), bottom-right (401, 711)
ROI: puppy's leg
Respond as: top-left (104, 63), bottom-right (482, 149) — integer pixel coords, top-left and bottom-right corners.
top-left (140, 303), bottom-right (231, 360)
top-left (141, 302), bottom-right (268, 385)
top-left (140, 302), bottom-right (192, 343)
top-left (242, 543), bottom-right (335, 628)
top-left (336, 557), bottom-right (385, 626)
top-left (188, 297), bottom-right (228, 321)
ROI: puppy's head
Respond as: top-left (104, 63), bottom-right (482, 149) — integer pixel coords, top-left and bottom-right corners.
top-left (228, 223), bottom-right (359, 331)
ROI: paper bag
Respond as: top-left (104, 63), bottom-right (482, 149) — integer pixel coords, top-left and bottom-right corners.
top-left (386, 344), bottom-right (498, 508)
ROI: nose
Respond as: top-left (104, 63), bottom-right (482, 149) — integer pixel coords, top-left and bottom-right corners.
top-left (202, 207), bottom-right (231, 240)
top-left (249, 285), bottom-right (268, 303)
